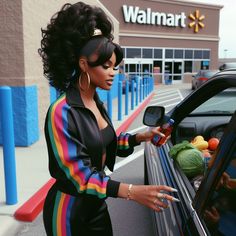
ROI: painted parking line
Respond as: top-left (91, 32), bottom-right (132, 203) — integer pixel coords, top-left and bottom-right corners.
top-left (152, 93), bottom-right (180, 101)
top-left (150, 97), bottom-right (181, 106)
top-left (155, 89), bottom-right (179, 95)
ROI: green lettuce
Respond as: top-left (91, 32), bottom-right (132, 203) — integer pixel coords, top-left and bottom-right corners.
top-left (169, 141), bottom-right (204, 178)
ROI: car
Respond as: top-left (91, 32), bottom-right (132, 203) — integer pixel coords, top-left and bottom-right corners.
top-left (219, 62), bottom-right (236, 71)
top-left (143, 69), bottom-right (236, 236)
top-left (191, 70), bottom-right (219, 90)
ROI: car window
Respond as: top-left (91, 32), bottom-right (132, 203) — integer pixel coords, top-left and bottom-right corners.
top-left (202, 156), bottom-right (236, 235)
top-left (191, 89), bottom-right (236, 115)
top-left (204, 71), bottom-right (218, 77)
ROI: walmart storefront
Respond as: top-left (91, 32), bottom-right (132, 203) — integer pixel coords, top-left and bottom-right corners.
top-left (0, 0), bottom-right (222, 146)
top-left (100, 0), bottom-right (222, 84)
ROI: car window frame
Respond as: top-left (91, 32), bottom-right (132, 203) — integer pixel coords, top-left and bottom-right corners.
top-left (168, 71), bottom-right (236, 144)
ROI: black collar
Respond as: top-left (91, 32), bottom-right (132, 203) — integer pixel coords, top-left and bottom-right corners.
top-left (66, 83), bottom-right (104, 108)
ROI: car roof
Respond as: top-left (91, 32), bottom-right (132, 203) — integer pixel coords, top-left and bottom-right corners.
top-left (219, 62), bottom-right (236, 70)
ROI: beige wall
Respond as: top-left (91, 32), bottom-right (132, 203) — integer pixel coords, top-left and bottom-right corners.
top-left (0, 0), bottom-right (119, 133)
top-left (0, 0), bottom-right (25, 86)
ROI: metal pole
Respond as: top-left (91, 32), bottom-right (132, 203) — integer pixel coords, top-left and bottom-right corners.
top-left (141, 84), bottom-right (144, 102)
top-left (0, 86), bottom-right (18, 205)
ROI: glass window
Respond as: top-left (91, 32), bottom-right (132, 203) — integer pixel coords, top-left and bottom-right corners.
top-left (203, 50), bottom-right (210, 59)
top-left (129, 64), bottom-right (136, 73)
top-left (142, 48), bottom-right (153, 58)
top-left (126, 48), bottom-right (141, 58)
top-left (165, 49), bottom-right (173, 59)
top-left (185, 50), bottom-right (193, 59)
top-left (125, 64), bottom-right (129, 73)
top-left (193, 61), bottom-right (201, 72)
top-left (153, 60), bottom-right (162, 73)
top-left (184, 61), bottom-right (193, 73)
top-left (154, 49), bottom-right (162, 58)
top-left (174, 49), bottom-right (183, 59)
top-left (164, 61), bottom-right (172, 73)
top-left (192, 89), bottom-right (236, 115)
top-left (201, 61), bottom-right (209, 70)
top-left (194, 50), bottom-right (203, 59)
top-left (122, 48), bottom-right (126, 58)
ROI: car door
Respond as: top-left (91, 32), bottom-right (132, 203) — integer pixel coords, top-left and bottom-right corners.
top-left (145, 70), bottom-right (236, 235)
top-left (193, 111), bottom-right (236, 236)
top-left (169, 71), bottom-right (236, 235)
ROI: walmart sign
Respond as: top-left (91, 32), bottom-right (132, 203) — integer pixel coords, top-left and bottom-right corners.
top-left (122, 5), bottom-right (186, 28)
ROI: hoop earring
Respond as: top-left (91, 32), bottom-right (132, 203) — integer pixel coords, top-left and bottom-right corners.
top-left (79, 72), bottom-right (90, 91)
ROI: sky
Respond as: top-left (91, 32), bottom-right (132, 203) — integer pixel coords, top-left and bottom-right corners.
top-left (192, 0), bottom-right (236, 58)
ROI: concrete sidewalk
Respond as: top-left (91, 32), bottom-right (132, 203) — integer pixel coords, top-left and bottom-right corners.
top-left (0, 91), bottom-right (154, 236)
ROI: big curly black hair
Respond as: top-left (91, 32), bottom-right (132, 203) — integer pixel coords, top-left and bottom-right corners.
top-left (38, 2), bottom-right (123, 92)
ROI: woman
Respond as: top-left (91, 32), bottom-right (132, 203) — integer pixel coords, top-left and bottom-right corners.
top-left (39, 2), bottom-right (178, 235)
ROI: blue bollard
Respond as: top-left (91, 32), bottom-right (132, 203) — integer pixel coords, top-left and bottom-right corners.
top-left (141, 84), bottom-right (144, 101)
top-left (0, 86), bottom-right (18, 205)
top-left (131, 80), bottom-right (135, 110)
top-left (118, 81), bottom-right (122, 121)
top-left (144, 78), bottom-right (147, 97)
top-left (139, 79), bottom-right (142, 103)
top-left (125, 80), bottom-right (129, 115)
top-left (135, 78), bottom-right (139, 106)
top-left (107, 90), bottom-right (112, 120)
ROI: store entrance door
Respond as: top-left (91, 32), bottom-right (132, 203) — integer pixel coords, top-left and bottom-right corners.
top-left (164, 60), bottom-right (183, 84)
top-left (124, 59), bottom-right (153, 78)
top-left (173, 61), bottom-right (183, 83)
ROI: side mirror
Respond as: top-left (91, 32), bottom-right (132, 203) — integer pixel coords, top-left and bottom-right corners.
top-left (143, 106), bottom-right (165, 127)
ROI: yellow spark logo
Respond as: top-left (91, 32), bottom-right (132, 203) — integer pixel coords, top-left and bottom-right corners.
top-left (189, 10), bottom-right (205, 33)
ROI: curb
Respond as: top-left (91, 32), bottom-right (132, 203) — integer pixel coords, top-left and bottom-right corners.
top-left (14, 92), bottom-right (154, 222)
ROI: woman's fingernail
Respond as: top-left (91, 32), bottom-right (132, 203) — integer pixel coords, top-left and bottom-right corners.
top-left (172, 197), bottom-right (180, 202)
top-left (170, 188), bottom-right (178, 192)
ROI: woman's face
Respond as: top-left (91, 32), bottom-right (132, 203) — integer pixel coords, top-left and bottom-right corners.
top-left (87, 52), bottom-right (118, 90)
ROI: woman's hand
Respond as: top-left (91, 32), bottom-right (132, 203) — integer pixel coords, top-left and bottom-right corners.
top-left (135, 127), bottom-right (169, 143)
top-left (118, 184), bottom-right (179, 212)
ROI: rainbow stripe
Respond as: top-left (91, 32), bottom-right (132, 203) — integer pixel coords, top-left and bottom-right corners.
top-left (52, 191), bottom-right (75, 236)
top-left (117, 133), bottom-right (130, 150)
top-left (47, 95), bottom-right (109, 198)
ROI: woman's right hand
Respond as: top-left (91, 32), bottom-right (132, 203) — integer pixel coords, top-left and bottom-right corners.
top-left (118, 184), bottom-right (179, 212)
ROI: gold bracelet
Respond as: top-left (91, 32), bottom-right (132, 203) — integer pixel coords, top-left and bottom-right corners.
top-left (127, 184), bottom-right (133, 200)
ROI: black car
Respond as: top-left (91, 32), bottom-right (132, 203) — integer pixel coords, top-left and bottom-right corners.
top-left (191, 70), bottom-right (219, 90)
top-left (143, 69), bottom-right (236, 236)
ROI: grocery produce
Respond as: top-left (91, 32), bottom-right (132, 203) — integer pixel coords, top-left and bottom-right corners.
top-left (169, 141), bottom-right (204, 178)
top-left (208, 137), bottom-right (219, 151)
top-left (191, 135), bottom-right (208, 150)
